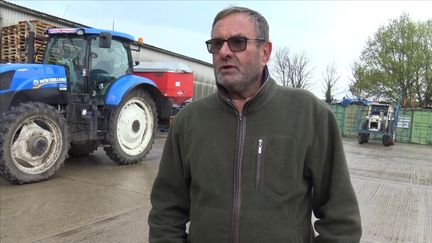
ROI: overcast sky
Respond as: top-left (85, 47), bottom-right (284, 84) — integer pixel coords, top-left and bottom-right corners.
top-left (9, 0), bottom-right (432, 99)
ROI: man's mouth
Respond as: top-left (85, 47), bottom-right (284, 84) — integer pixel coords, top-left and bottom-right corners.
top-left (220, 65), bottom-right (236, 71)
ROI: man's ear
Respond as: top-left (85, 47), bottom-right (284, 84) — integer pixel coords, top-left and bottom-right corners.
top-left (262, 41), bottom-right (272, 64)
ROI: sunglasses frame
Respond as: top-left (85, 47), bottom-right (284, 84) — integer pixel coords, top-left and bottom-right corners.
top-left (205, 36), bottom-right (265, 54)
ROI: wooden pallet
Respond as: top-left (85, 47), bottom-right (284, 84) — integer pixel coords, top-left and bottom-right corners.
top-left (1, 25), bottom-right (17, 35)
top-left (1, 20), bottom-right (56, 63)
top-left (18, 20), bottom-right (56, 38)
top-left (1, 35), bottom-right (19, 43)
top-left (2, 48), bottom-right (18, 55)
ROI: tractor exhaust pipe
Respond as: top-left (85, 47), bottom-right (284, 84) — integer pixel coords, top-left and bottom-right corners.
top-left (26, 21), bottom-right (35, 63)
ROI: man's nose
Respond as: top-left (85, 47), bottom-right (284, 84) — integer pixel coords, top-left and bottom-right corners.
top-left (218, 41), bottom-right (233, 56)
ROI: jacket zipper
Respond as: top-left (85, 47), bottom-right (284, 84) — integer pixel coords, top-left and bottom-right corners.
top-left (255, 139), bottom-right (263, 190)
top-left (217, 70), bottom-right (270, 243)
top-left (231, 111), bottom-right (246, 243)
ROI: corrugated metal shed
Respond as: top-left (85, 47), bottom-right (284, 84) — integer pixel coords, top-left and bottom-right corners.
top-left (0, 0), bottom-right (87, 28)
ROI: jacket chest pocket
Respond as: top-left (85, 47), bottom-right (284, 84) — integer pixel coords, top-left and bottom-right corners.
top-left (250, 135), bottom-right (300, 194)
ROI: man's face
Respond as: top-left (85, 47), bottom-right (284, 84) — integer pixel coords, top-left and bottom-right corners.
top-left (211, 13), bottom-right (271, 96)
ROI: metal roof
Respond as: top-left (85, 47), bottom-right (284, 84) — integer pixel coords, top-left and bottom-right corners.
top-left (1, 0), bottom-right (89, 28)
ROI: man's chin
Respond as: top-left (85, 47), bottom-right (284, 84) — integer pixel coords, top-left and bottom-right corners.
top-left (217, 78), bottom-right (240, 88)
top-left (217, 73), bottom-right (241, 82)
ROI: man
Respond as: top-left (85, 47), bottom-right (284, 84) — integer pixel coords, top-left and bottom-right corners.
top-left (149, 6), bottom-right (362, 243)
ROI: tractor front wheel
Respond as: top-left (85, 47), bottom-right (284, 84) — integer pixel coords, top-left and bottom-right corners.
top-left (358, 132), bottom-right (369, 144)
top-left (104, 89), bottom-right (157, 165)
top-left (0, 102), bottom-right (69, 184)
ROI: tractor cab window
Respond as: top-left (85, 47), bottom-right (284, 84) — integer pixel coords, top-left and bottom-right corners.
top-left (90, 38), bottom-right (129, 99)
top-left (43, 36), bottom-right (86, 92)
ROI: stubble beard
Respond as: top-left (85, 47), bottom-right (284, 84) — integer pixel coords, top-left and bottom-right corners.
top-left (215, 65), bottom-right (262, 98)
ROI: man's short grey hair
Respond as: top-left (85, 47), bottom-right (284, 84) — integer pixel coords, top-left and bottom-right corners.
top-left (212, 6), bottom-right (269, 41)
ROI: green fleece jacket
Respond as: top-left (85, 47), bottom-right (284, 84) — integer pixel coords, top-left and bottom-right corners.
top-left (149, 76), bottom-right (362, 243)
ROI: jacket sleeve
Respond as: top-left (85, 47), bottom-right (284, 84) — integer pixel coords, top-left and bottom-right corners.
top-left (148, 123), bottom-right (190, 243)
top-left (305, 107), bottom-right (362, 243)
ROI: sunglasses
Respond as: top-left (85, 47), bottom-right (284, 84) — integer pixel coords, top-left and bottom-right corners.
top-left (205, 37), bottom-right (266, 54)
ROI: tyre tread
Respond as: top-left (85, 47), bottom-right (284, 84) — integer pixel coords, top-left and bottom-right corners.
top-left (0, 102), bottom-right (70, 184)
top-left (104, 90), bottom-right (158, 165)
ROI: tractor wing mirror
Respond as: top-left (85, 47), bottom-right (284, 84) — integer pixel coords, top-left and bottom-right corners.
top-left (99, 32), bottom-right (112, 48)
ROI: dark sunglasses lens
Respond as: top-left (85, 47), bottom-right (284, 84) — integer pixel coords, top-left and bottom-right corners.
top-left (227, 37), bottom-right (247, 52)
top-left (209, 39), bottom-right (224, 53)
top-left (206, 37), bottom-right (249, 53)
top-left (206, 41), bottom-right (211, 51)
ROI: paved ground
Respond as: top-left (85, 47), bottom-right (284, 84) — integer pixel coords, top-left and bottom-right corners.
top-left (344, 139), bottom-right (432, 243)
top-left (0, 133), bottom-right (431, 243)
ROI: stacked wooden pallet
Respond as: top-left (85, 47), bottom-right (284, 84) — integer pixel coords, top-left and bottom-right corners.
top-left (1, 24), bottom-right (19, 63)
top-left (1, 20), bottom-right (57, 63)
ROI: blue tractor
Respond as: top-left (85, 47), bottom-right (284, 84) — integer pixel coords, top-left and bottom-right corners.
top-left (0, 28), bottom-right (174, 184)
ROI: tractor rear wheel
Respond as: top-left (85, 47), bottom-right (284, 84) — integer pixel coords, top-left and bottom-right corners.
top-left (104, 89), bottom-right (157, 165)
top-left (382, 133), bottom-right (395, 146)
top-left (0, 102), bottom-right (69, 184)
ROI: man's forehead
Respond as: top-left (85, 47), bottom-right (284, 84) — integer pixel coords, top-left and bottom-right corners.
top-left (211, 13), bottom-right (256, 37)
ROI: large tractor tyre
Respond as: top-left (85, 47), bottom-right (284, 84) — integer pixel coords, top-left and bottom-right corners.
top-left (0, 102), bottom-right (70, 184)
top-left (358, 132), bottom-right (369, 144)
top-left (382, 133), bottom-right (395, 146)
top-left (69, 141), bottom-right (99, 157)
top-left (104, 89), bottom-right (157, 165)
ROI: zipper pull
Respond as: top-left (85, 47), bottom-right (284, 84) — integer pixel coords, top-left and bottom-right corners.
top-left (258, 139), bottom-right (263, 154)
top-left (238, 112), bottom-right (243, 121)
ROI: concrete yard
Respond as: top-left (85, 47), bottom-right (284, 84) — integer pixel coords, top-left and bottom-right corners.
top-left (344, 139), bottom-right (432, 243)
top-left (0, 133), bottom-right (431, 243)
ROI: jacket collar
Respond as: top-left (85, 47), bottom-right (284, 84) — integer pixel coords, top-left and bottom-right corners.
top-left (216, 66), bottom-right (277, 115)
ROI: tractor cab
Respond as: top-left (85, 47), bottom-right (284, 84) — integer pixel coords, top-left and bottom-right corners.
top-left (366, 103), bottom-right (395, 132)
top-left (43, 28), bottom-right (132, 102)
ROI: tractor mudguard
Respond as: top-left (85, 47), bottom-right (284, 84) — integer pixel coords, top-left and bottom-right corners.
top-left (0, 64), bottom-right (67, 94)
top-left (104, 74), bottom-right (157, 106)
